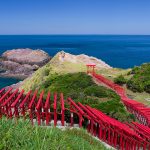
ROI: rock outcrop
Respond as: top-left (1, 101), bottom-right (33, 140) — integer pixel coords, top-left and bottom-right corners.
top-left (58, 51), bottom-right (112, 69)
top-left (0, 49), bottom-right (51, 79)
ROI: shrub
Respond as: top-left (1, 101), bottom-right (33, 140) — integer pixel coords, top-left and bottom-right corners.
top-left (84, 85), bottom-right (117, 98)
top-left (114, 75), bottom-right (127, 85)
top-left (127, 79), bottom-right (144, 92)
top-left (127, 63), bottom-right (150, 93)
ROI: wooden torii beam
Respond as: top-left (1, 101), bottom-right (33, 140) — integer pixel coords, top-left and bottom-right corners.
top-left (36, 90), bottom-right (44, 125)
top-left (19, 90), bottom-right (32, 119)
top-left (44, 92), bottom-right (51, 125)
top-left (28, 90), bottom-right (38, 125)
top-left (67, 98), bottom-right (84, 127)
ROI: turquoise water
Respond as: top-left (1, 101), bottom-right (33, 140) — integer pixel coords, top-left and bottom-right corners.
top-left (0, 77), bottom-right (20, 89)
top-left (0, 35), bottom-right (150, 87)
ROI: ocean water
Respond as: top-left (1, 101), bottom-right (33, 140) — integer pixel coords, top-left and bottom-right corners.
top-left (0, 35), bottom-right (150, 87)
top-left (0, 77), bottom-right (20, 89)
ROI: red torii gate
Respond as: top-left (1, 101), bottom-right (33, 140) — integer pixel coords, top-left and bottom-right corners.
top-left (86, 64), bottom-right (96, 74)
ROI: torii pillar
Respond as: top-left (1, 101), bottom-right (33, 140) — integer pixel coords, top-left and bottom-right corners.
top-left (86, 64), bottom-right (96, 75)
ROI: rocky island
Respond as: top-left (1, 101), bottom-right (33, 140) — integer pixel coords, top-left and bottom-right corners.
top-left (0, 48), bottom-right (51, 79)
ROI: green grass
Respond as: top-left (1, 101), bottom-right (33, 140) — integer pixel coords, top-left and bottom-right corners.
top-left (0, 118), bottom-right (109, 150)
top-left (97, 68), bottom-right (131, 81)
top-left (124, 85), bottom-right (150, 106)
top-left (114, 75), bottom-right (127, 85)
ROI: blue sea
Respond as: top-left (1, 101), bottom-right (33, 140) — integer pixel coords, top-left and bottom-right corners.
top-left (0, 35), bottom-right (150, 88)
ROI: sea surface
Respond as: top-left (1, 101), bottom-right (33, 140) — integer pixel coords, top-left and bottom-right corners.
top-left (0, 35), bottom-right (150, 87)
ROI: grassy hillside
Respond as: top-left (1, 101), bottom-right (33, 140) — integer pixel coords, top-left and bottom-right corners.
top-left (21, 51), bottom-right (129, 91)
top-left (21, 52), bottom-right (86, 91)
top-left (20, 52), bottom-right (135, 122)
top-left (127, 63), bottom-right (150, 93)
top-left (114, 63), bottom-right (150, 105)
top-left (97, 68), bottom-right (131, 81)
top-left (0, 118), bottom-right (108, 150)
top-left (22, 69), bottom-right (134, 122)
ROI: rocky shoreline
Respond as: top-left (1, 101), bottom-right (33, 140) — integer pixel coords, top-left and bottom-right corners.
top-left (0, 48), bottom-right (51, 79)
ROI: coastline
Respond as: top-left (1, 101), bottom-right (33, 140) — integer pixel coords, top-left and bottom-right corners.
top-left (0, 73), bottom-right (26, 80)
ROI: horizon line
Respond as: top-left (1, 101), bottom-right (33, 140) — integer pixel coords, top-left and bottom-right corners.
top-left (0, 34), bottom-right (150, 36)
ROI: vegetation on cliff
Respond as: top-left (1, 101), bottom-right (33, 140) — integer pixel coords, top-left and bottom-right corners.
top-left (126, 63), bottom-right (150, 93)
top-left (113, 63), bottom-right (150, 94)
top-left (0, 118), bottom-right (108, 150)
top-left (112, 63), bottom-right (150, 105)
top-left (114, 75), bottom-right (127, 85)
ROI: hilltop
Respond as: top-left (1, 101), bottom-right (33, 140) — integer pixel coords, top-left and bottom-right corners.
top-left (20, 51), bottom-right (112, 91)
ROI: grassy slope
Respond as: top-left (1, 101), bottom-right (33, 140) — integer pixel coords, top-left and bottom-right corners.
top-left (21, 53), bottom-right (86, 92)
top-left (0, 118), bottom-right (108, 150)
top-left (126, 63), bottom-right (150, 93)
top-left (124, 86), bottom-right (150, 105)
top-left (101, 66), bottom-right (150, 106)
top-left (126, 64), bottom-right (150, 105)
top-left (97, 68), bottom-right (131, 81)
top-left (22, 51), bottom-right (150, 120)
top-left (40, 72), bottom-right (134, 122)
top-left (21, 52), bottom-right (130, 92)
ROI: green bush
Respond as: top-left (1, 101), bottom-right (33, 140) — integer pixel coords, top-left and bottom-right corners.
top-left (127, 63), bottom-right (150, 93)
top-left (114, 75), bottom-right (127, 85)
top-left (127, 79), bottom-right (144, 92)
top-left (84, 85), bottom-right (117, 98)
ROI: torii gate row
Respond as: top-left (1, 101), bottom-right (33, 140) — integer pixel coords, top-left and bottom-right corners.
top-left (78, 103), bottom-right (150, 150)
top-left (0, 88), bottom-right (84, 127)
top-left (123, 100), bottom-right (150, 126)
top-left (91, 72), bottom-right (150, 127)
top-left (0, 88), bottom-right (149, 149)
top-left (126, 122), bottom-right (150, 144)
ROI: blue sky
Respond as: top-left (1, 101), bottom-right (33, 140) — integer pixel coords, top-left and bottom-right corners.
top-left (0, 0), bottom-right (150, 35)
